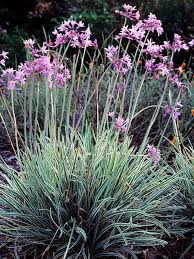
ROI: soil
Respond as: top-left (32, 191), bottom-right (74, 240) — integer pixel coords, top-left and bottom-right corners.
top-left (139, 236), bottom-right (194, 259)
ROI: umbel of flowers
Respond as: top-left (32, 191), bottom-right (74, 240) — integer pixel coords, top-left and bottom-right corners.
top-left (1, 5), bottom-right (193, 91)
top-left (1, 21), bottom-right (97, 90)
top-left (106, 4), bottom-right (193, 87)
top-left (0, 4), bottom-right (193, 166)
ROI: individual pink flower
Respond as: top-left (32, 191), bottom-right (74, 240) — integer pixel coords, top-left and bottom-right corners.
top-left (0, 59), bottom-right (5, 66)
top-left (23, 39), bottom-right (36, 49)
top-left (147, 144), bottom-right (161, 165)
top-left (46, 41), bottom-right (54, 48)
top-left (2, 68), bottom-right (15, 77)
top-left (1, 51), bottom-right (9, 59)
top-left (115, 4), bottom-right (140, 21)
top-left (0, 51), bottom-right (9, 66)
top-left (15, 70), bottom-right (26, 85)
top-left (129, 22), bottom-right (146, 42)
top-left (188, 39), bottom-right (194, 47)
top-left (108, 111), bottom-right (114, 118)
top-left (40, 44), bottom-right (49, 54)
top-left (105, 45), bottom-right (118, 61)
top-left (163, 41), bottom-right (171, 50)
top-left (114, 116), bottom-right (128, 132)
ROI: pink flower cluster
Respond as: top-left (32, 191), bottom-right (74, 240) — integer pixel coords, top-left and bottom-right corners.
top-left (2, 41), bottom-right (71, 89)
top-left (1, 18), bottom-right (97, 90)
top-left (0, 51), bottom-right (9, 66)
top-left (161, 34), bottom-right (189, 53)
top-left (114, 4), bottom-right (194, 88)
top-left (143, 39), bottom-right (164, 58)
top-left (52, 20), bottom-right (97, 48)
top-left (114, 116), bottom-right (128, 132)
top-left (142, 13), bottom-right (163, 36)
top-left (23, 39), bottom-right (51, 57)
top-left (115, 4), bottom-right (140, 21)
top-left (147, 144), bottom-right (161, 166)
top-left (105, 45), bottom-right (132, 74)
top-left (143, 35), bottom-right (190, 86)
top-left (189, 39), bottom-right (194, 47)
top-left (163, 101), bottom-right (182, 120)
top-left (116, 22), bottom-right (146, 43)
top-left (145, 59), bottom-right (172, 78)
top-left (115, 5), bottom-right (164, 42)
top-left (171, 34), bottom-right (188, 52)
top-left (108, 112), bottom-right (128, 132)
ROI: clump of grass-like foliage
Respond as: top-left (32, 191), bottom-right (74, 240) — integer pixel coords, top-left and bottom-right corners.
top-left (174, 145), bottom-right (194, 223)
top-left (0, 129), bottom-right (184, 258)
top-left (0, 3), bottom-right (193, 258)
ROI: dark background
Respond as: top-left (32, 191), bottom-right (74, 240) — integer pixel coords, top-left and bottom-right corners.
top-left (0, 0), bottom-right (194, 64)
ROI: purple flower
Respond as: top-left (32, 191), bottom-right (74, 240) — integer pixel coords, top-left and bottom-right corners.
top-left (164, 101), bottom-right (183, 120)
top-left (2, 54), bottom-right (71, 89)
top-left (53, 20), bottom-right (96, 48)
top-left (172, 34), bottom-right (188, 52)
top-left (145, 59), bottom-right (156, 72)
top-left (113, 55), bottom-right (132, 74)
top-left (8, 80), bottom-right (16, 89)
top-left (169, 74), bottom-right (185, 88)
top-left (24, 39), bottom-right (36, 49)
top-left (2, 68), bottom-right (15, 77)
top-left (53, 32), bottom-right (66, 46)
top-left (116, 22), bottom-right (145, 43)
top-left (0, 59), bottom-right (5, 66)
top-left (108, 111), bottom-right (114, 118)
top-left (147, 144), bottom-right (161, 166)
top-left (189, 39), bottom-right (194, 47)
top-left (114, 116), bottom-right (128, 132)
top-left (40, 44), bottom-right (49, 54)
top-left (104, 45), bottom-right (118, 61)
top-left (156, 63), bottom-right (170, 76)
top-left (163, 41), bottom-right (171, 50)
top-left (142, 13), bottom-right (164, 36)
top-left (143, 39), bottom-right (163, 58)
top-left (115, 4), bottom-right (140, 21)
top-left (15, 70), bottom-right (26, 85)
top-left (105, 45), bottom-right (132, 74)
top-left (0, 51), bottom-right (9, 66)
top-left (1, 51), bottom-right (9, 59)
